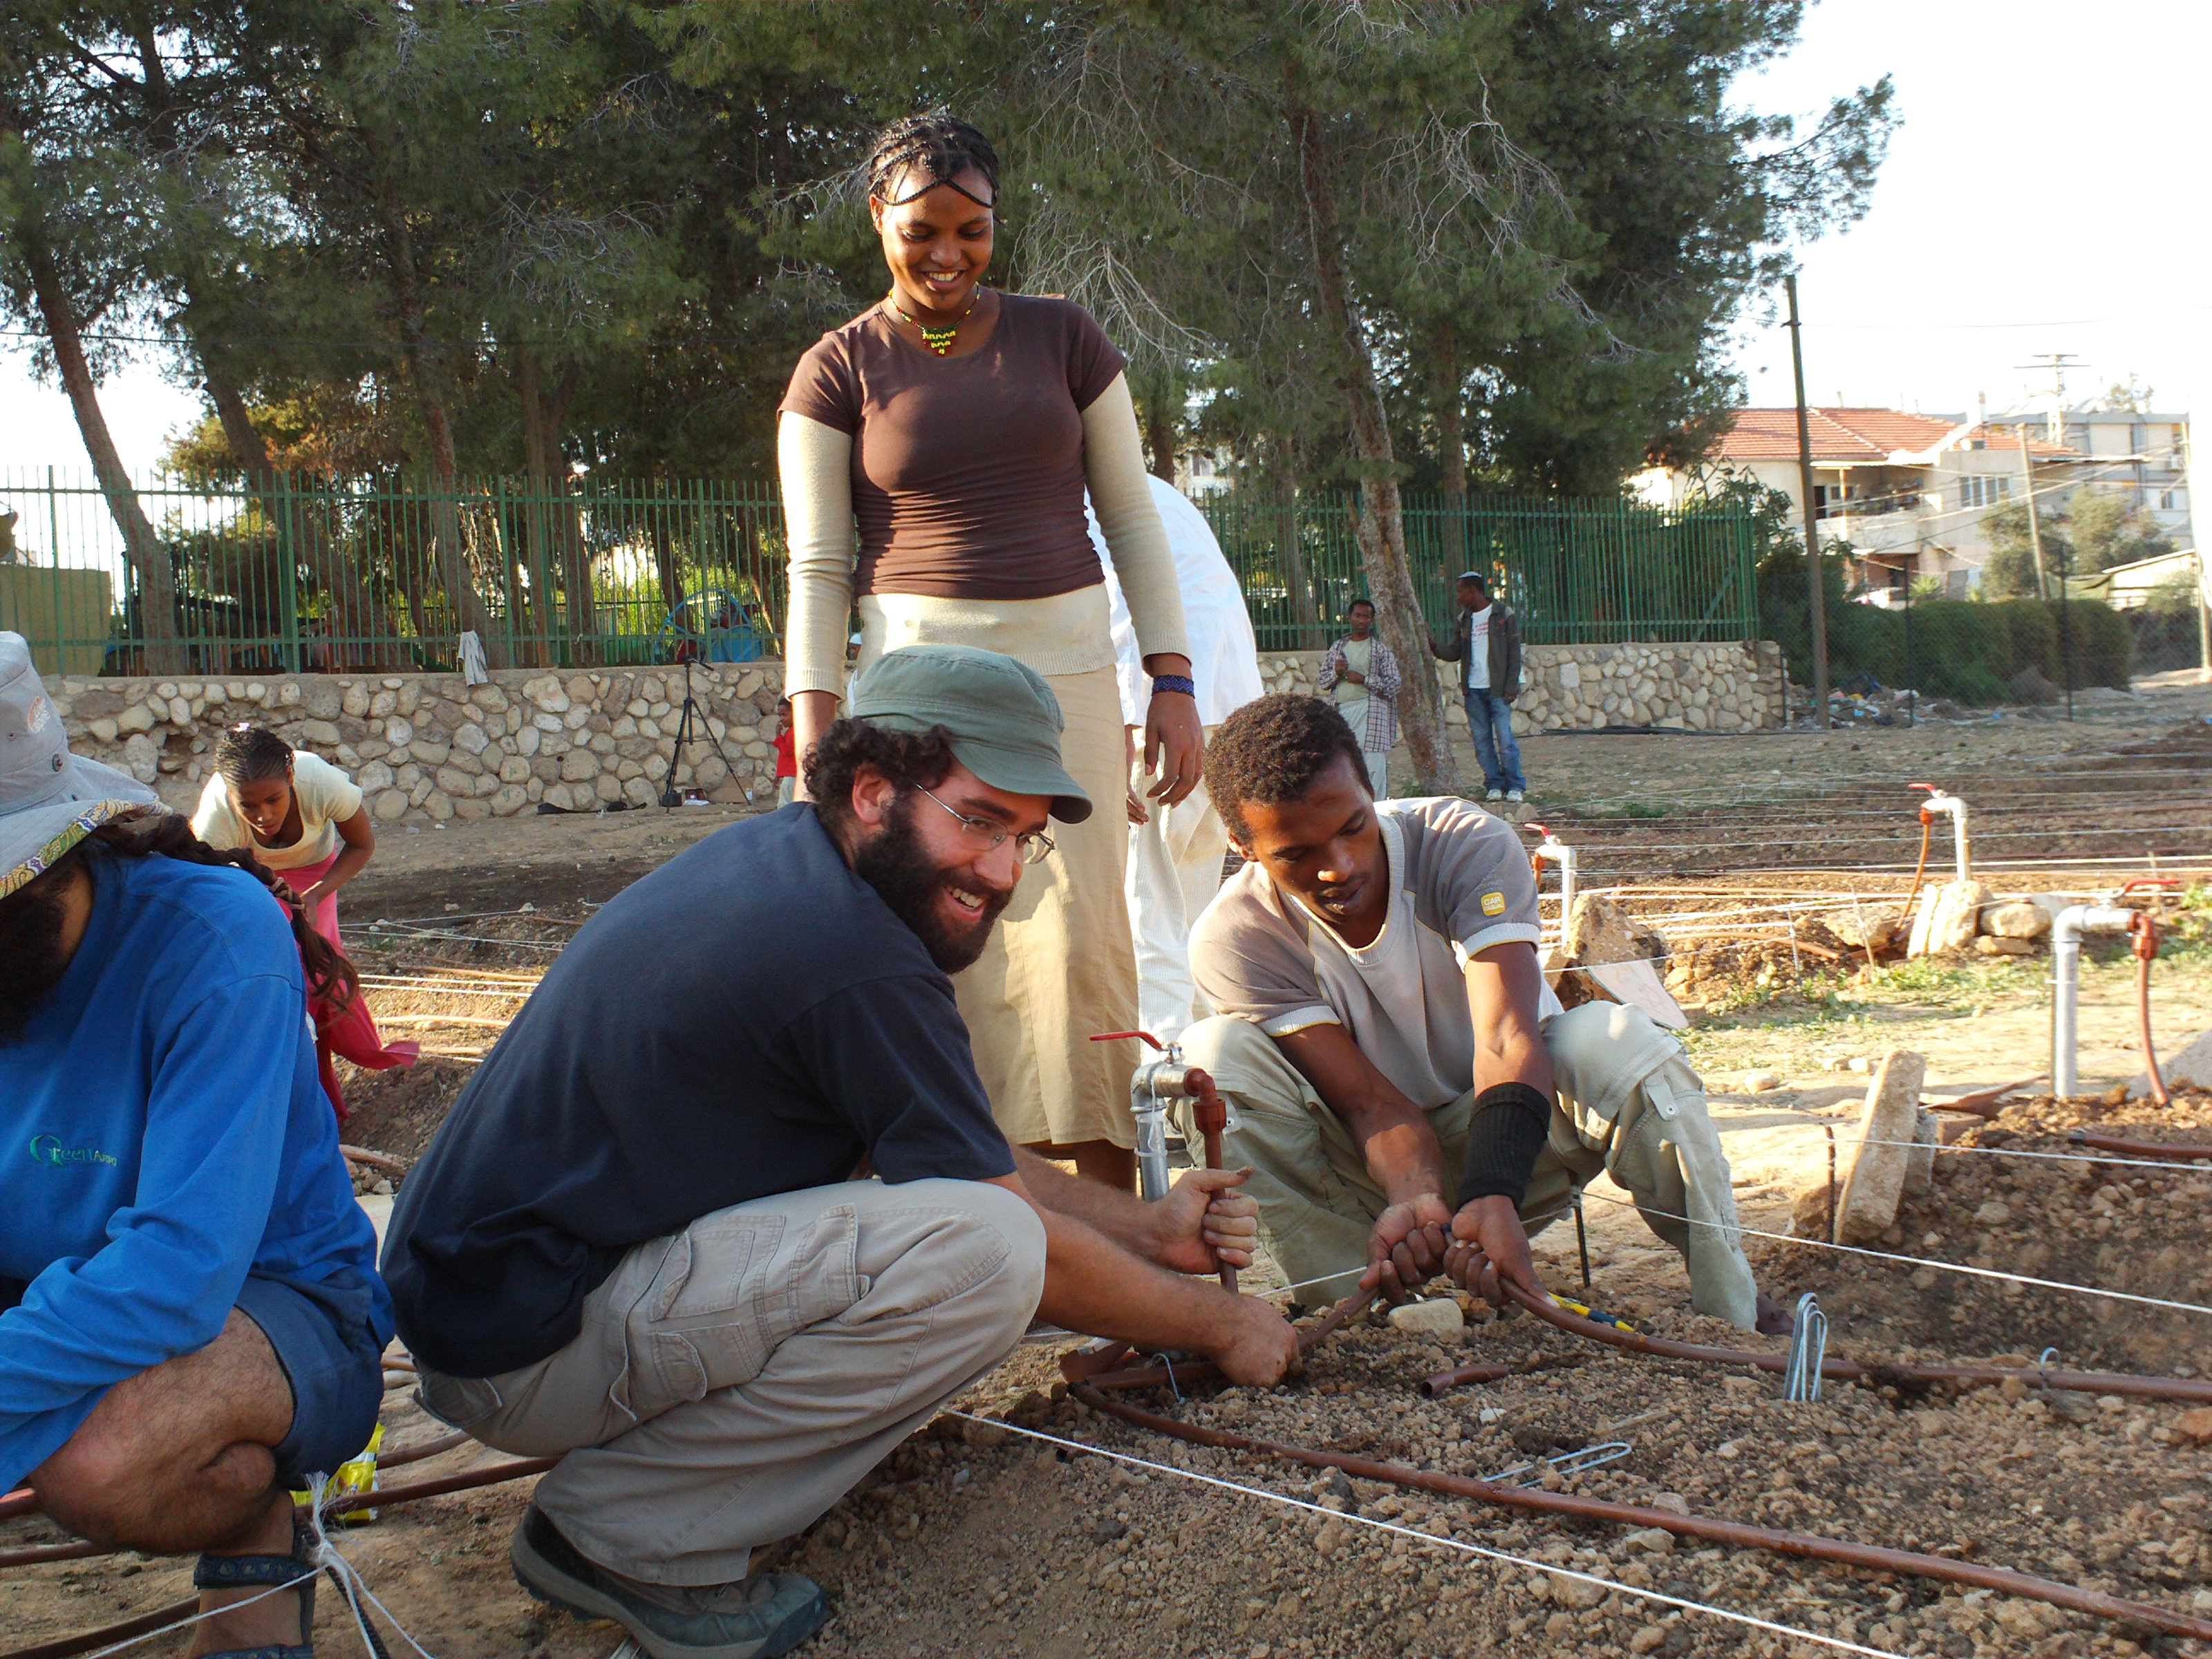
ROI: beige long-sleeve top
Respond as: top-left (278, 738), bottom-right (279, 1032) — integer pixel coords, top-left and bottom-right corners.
top-left (778, 295), bottom-right (1187, 698)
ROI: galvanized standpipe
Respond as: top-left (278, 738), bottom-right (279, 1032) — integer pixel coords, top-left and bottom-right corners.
top-left (2051, 904), bottom-right (2135, 1097)
top-left (1909, 784), bottom-right (1971, 882)
top-left (1094, 1030), bottom-right (1240, 1291)
top-left (1526, 823), bottom-right (1577, 953)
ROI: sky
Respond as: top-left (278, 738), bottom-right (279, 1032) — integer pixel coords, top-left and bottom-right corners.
top-left (1, 0), bottom-right (2205, 480)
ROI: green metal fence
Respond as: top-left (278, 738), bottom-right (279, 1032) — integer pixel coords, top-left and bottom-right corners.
top-left (0, 471), bottom-right (1759, 676)
top-left (1198, 489), bottom-right (1761, 651)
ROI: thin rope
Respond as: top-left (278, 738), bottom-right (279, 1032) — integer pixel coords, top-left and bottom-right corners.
top-left (952, 1414), bottom-right (1910, 1659)
top-left (66, 1581), bottom-right (301, 1659)
top-left (1823, 1132), bottom-right (2211, 1173)
top-left (1577, 1188), bottom-right (2212, 1315)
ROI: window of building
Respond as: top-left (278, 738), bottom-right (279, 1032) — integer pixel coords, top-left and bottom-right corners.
top-left (1959, 475), bottom-right (2011, 510)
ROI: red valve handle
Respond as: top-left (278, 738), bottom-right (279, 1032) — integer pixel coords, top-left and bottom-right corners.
top-left (1091, 1030), bottom-right (1166, 1051)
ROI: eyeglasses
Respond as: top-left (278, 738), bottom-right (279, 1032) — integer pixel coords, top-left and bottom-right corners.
top-left (915, 786), bottom-right (1055, 865)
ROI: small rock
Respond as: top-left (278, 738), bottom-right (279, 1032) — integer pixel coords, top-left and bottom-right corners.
top-left (1554, 1575), bottom-right (1606, 1609)
top-left (2172, 1407), bottom-right (2212, 1443)
top-left (1544, 1613), bottom-right (1577, 1640)
top-left (1313, 1519), bottom-right (1346, 1558)
top-left (2097, 1396), bottom-right (2126, 1414)
top-left (1980, 900), bottom-right (2051, 940)
top-left (1973, 1201), bottom-right (2012, 1226)
top-left (1741, 1069), bottom-right (1783, 1093)
top-left (1847, 1056), bottom-right (1871, 1074)
top-left (1716, 1441), bottom-right (1741, 1459)
top-left (1631, 1625), bottom-right (1669, 1653)
top-left (962, 1419), bottom-right (1011, 1448)
top-left (1091, 1516), bottom-right (1126, 1544)
top-left (1973, 935), bottom-right (2034, 957)
top-left (1623, 1528), bottom-right (1676, 1554)
top-left (1649, 1492), bottom-right (1691, 1515)
top-left (1387, 1298), bottom-right (1466, 1340)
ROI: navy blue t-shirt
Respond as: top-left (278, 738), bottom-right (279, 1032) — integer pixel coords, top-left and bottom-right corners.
top-left (382, 805), bottom-right (1016, 1377)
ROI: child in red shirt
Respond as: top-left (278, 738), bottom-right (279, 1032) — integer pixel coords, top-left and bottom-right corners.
top-left (773, 697), bottom-right (797, 807)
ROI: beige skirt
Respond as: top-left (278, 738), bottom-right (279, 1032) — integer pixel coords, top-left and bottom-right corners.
top-left (856, 592), bottom-right (1138, 1149)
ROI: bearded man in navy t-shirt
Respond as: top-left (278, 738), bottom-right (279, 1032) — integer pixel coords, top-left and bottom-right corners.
top-left (384, 644), bottom-right (1296, 1659)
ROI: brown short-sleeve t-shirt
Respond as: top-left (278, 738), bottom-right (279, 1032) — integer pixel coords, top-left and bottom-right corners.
top-left (779, 293), bottom-right (1127, 601)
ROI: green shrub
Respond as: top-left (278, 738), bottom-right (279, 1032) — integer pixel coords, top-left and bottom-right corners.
top-left (1756, 550), bottom-right (2133, 702)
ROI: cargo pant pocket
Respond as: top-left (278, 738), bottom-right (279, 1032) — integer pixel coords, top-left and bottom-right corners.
top-left (624, 1202), bottom-right (863, 1421)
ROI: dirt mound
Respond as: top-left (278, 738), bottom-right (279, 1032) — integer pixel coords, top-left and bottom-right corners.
top-left (1754, 1091), bottom-right (2212, 1377)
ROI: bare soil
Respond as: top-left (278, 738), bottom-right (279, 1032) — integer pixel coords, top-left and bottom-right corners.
top-left (10, 679), bottom-right (2212, 1659)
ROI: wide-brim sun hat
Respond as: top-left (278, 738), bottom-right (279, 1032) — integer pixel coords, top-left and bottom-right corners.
top-left (1, 631), bottom-right (159, 899)
top-left (847, 643), bottom-right (1093, 823)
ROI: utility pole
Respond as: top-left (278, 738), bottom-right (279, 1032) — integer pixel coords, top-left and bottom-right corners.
top-left (2015, 427), bottom-right (2049, 602)
top-left (2017, 352), bottom-right (2087, 447)
top-left (1785, 275), bottom-right (1830, 729)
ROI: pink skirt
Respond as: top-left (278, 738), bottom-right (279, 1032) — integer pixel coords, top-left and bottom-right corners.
top-left (275, 851), bottom-right (417, 1120)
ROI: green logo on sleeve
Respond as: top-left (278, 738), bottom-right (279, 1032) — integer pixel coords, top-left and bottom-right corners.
top-left (28, 1134), bottom-right (119, 1168)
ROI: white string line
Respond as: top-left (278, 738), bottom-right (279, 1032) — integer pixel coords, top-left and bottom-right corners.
top-left (950, 1414), bottom-right (1910, 1659)
top-left (1804, 1131), bottom-right (2212, 1174)
top-left (71, 1580), bottom-right (303, 1659)
top-left (1577, 1188), bottom-right (2212, 1317)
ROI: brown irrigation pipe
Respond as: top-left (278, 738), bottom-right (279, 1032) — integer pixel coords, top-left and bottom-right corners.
top-left (1487, 1281), bottom-right (2212, 1405)
top-left (0, 1455), bottom-right (554, 1573)
top-left (1068, 1382), bottom-right (2212, 1641)
top-left (1062, 1288), bottom-right (1382, 1391)
top-left (6, 1597), bottom-right (200, 1659)
top-left (2130, 914), bottom-right (2171, 1108)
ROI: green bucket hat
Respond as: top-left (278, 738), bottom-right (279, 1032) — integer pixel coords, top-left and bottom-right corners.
top-left (847, 645), bottom-right (1093, 823)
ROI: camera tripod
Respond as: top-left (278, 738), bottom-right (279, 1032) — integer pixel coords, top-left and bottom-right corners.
top-left (660, 655), bottom-right (752, 810)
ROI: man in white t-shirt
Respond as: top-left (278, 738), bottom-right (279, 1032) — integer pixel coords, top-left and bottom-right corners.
top-left (1318, 599), bottom-right (1399, 798)
top-left (1094, 478), bottom-right (1265, 1046)
top-left (1433, 570), bottom-right (1526, 803)
top-left (1181, 694), bottom-right (1779, 1331)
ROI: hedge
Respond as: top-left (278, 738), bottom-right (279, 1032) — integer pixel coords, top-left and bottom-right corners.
top-left (1757, 554), bottom-right (2130, 705)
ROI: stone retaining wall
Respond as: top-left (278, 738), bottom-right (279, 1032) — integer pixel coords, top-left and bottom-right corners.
top-left (48, 663), bottom-right (787, 826)
top-left (47, 639), bottom-right (1779, 828)
top-left (1255, 640), bottom-right (1785, 734)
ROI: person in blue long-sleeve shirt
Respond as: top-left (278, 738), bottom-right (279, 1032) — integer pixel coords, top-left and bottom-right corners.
top-left (0, 632), bottom-right (389, 1659)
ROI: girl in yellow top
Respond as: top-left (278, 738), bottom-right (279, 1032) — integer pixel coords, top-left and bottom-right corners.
top-left (191, 725), bottom-right (414, 1116)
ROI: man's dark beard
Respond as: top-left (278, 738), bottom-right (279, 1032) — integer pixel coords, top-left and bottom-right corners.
top-left (852, 796), bottom-right (1012, 973)
top-left (0, 871), bottom-right (77, 1044)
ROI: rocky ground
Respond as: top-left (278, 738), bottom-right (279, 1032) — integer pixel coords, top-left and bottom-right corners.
top-left (8, 679), bottom-right (2212, 1659)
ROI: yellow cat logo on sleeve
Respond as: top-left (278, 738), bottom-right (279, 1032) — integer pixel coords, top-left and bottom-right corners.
top-left (1480, 890), bottom-right (1506, 915)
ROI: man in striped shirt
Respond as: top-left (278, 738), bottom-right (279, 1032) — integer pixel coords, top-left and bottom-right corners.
top-left (1317, 599), bottom-right (1400, 799)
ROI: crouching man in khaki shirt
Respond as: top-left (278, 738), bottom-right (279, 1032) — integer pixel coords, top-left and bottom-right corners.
top-left (1179, 694), bottom-right (1788, 1333)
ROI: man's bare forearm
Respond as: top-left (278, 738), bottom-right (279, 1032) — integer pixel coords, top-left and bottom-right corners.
top-left (1011, 1146), bottom-right (1154, 1255)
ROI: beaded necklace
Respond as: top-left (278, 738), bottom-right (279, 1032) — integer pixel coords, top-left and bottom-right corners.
top-left (887, 293), bottom-right (977, 356)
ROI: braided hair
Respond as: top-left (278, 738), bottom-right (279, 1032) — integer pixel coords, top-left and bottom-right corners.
top-left (86, 807), bottom-right (359, 1009)
top-left (214, 723), bottom-right (294, 790)
top-left (865, 113), bottom-right (1000, 206)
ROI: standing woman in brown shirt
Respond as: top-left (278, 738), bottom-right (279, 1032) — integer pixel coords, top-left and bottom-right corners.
top-left (779, 115), bottom-right (1199, 1188)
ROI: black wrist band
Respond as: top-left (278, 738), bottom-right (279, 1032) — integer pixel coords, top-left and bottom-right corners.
top-left (1456, 1081), bottom-right (1553, 1210)
top-left (1150, 673), bottom-right (1196, 697)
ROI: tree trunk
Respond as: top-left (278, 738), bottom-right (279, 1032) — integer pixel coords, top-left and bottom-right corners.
top-left (514, 347), bottom-right (591, 666)
top-left (1293, 109), bottom-right (1460, 794)
top-left (203, 364), bottom-right (400, 668)
top-left (19, 227), bottom-right (187, 672)
top-left (1140, 367), bottom-right (1179, 483)
top-left (1434, 339), bottom-right (1468, 577)
top-left (377, 191), bottom-right (507, 669)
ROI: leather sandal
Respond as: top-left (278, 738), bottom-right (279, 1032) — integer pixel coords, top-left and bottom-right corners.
top-left (191, 1519), bottom-right (317, 1659)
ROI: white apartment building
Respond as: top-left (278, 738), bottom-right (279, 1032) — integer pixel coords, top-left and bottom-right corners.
top-left (1632, 406), bottom-right (2188, 597)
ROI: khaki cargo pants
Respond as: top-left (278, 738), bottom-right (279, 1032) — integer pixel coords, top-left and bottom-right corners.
top-left (414, 1178), bottom-right (1044, 1586)
top-left (1178, 1002), bottom-right (1759, 1327)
